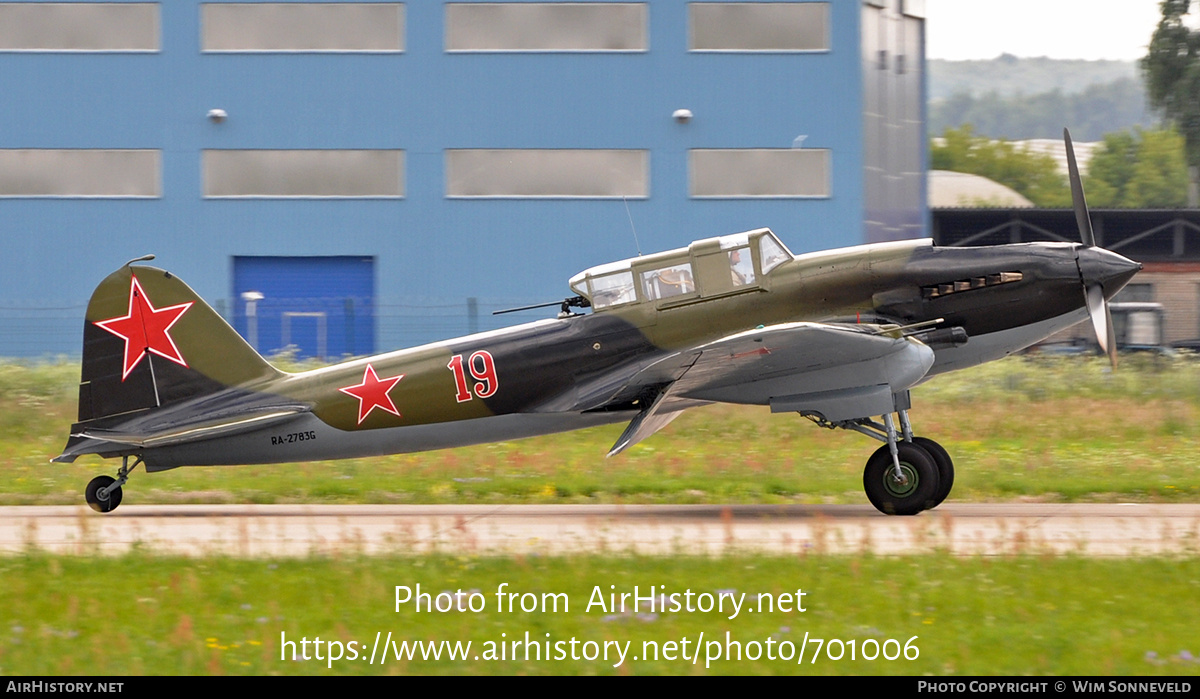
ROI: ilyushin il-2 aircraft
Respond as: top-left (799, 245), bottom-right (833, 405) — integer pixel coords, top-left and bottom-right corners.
top-left (56, 131), bottom-right (1140, 515)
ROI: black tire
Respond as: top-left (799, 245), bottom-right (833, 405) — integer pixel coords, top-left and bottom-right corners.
top-left (85, 475), bottom-right (122, 513)
top-left (911, 437), bottom-right (954, 510)
top-left (863, 442), bottom-right (940, 516)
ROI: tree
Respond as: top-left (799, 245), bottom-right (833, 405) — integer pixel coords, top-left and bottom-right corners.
top-left (1085, 128), bottom-right (1189, 208)
top-left (930, 125), bottom-right (1071, 207)
top-left (1142, 0), bottom-right (1200, 205)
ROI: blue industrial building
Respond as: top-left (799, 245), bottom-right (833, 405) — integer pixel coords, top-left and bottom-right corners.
top-left (0, 0), bottom-right (926, 358)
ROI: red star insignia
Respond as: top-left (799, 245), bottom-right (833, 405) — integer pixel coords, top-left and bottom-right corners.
top-left (339, 364), bottom-right (405, 424)
top-left (730, 347), bottom-right (772, 360)
top-left (94, 275), bottom-right (194, 381)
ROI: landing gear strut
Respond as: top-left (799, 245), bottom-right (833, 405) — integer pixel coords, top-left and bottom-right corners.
top-left (85, 455), bottom-right (142, 513)
top-left (807, 409), bottom-right (955, 515)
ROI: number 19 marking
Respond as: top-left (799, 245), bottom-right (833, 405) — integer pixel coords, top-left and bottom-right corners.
top-left (448, 350), bottom-right (499, 403)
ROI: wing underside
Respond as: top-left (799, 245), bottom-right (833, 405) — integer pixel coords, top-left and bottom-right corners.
top-left (605, 322), bottom-right (935, 455)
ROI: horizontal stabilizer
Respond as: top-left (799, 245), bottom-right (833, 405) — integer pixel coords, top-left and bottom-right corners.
top-left (77, 407), bottom-right (308, 448)
top-left (52, 401), bottom-right (309, 462)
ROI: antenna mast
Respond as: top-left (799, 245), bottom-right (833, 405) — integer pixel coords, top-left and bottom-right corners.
top-left (622, 196), bottom-right (642, 256)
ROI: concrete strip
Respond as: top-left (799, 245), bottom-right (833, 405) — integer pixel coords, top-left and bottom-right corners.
top-left (1, 503), bottom-right (1197, 557)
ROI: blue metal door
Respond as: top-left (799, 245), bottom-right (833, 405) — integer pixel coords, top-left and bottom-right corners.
top-left (232, 256), bottom-right (375, 359)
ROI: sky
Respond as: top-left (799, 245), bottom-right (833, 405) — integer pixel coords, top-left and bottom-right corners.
top-left (924, 0), bottom-right (1166, 61)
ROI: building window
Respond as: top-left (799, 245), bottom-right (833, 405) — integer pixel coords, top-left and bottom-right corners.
top-left (0, 3), bottom-right (158, 52)
top-left (445, 3), bottom-right (646, 52)
top-left (446, 149), bottom-right (648, 198)
top-left (690, 149), bottom-right (830, 198)
top-left (202, 3), bottom-right (404, 53)
top-left (0, 150), bottom-right (160, 198)
top-left (689, 2), bottom-right (829, 52)
top-left (203, 150), bottom-right (404, 198)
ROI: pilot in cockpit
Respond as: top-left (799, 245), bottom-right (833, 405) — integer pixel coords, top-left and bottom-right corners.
top-left (729, 248), bottom-right (754, 286)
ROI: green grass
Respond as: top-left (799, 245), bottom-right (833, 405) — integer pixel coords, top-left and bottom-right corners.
top-left (4, 360), bottom-right (1199, 677)
top-left (3, 355), bottom-right (1200, 506)
top-left (2, 552), bottom-right (1198, 675)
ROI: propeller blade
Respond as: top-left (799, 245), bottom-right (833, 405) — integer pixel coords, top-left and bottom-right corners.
top-left (1085, 283), bottom-right (1118, 369)
top-left (1104, 302), bottom-right (1117, 369)
top-left (1085, 284), bottom-right (1107, 352)
top-left (1064, 128), bottom-right (1097, 248)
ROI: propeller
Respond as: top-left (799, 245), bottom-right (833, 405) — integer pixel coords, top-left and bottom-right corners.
top-left (1064, 128), bottom-right (1118, 368)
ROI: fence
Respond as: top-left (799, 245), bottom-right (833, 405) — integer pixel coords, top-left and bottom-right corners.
top-left (0, 296), bottom-right (555, 359)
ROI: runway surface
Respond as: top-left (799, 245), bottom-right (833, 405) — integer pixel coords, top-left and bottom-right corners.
top-left (2, 503), bottom-right (1198, 556)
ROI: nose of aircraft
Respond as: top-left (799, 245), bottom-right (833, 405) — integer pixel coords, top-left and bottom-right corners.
top-left (1076, 247), bottom-right (1142, 298)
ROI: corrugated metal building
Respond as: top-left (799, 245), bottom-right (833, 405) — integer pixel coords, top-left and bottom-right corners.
top-left (0, 0), bottom-right (927, 358)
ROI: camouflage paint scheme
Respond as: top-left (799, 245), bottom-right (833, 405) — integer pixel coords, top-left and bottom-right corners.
top-left (56, 227), bottom-right (1139, 479)
top-left (61, 130), bottom-right (1140, 515)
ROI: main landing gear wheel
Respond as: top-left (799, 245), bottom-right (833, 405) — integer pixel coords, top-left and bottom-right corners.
top-left (911, 436), bottom-right (954, 509)
top-left (863, 442), bottom-right (940, 516)
top-left (85, 475), bottom-right (122, 513)
top-left (804, 403), bottom-right (955, 515)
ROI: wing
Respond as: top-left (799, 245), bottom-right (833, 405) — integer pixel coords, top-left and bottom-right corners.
top-left (606, 322), bottom-right (935, 455)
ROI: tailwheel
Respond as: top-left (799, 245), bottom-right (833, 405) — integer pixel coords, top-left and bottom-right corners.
top-left (85, 475), bottom-right (122, 513)
top-left (911, 436), bottom-right (954, 510)
top-left (84, 454), bottom-right (142, 513)
top-left (863, 442), bottom-right (940, 516)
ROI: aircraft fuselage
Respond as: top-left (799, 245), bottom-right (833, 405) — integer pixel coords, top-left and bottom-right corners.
top-left (67, 130), bottom-right (1142, 516)
top-left (117, 236), bottom-right (1137, 471)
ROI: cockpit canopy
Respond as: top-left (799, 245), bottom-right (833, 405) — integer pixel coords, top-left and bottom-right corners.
top-left (569, 228), bottom-right (793, 311)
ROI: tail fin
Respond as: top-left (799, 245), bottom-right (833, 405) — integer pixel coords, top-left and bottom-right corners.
top-left (75, 262), bottom-right (282, 423)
